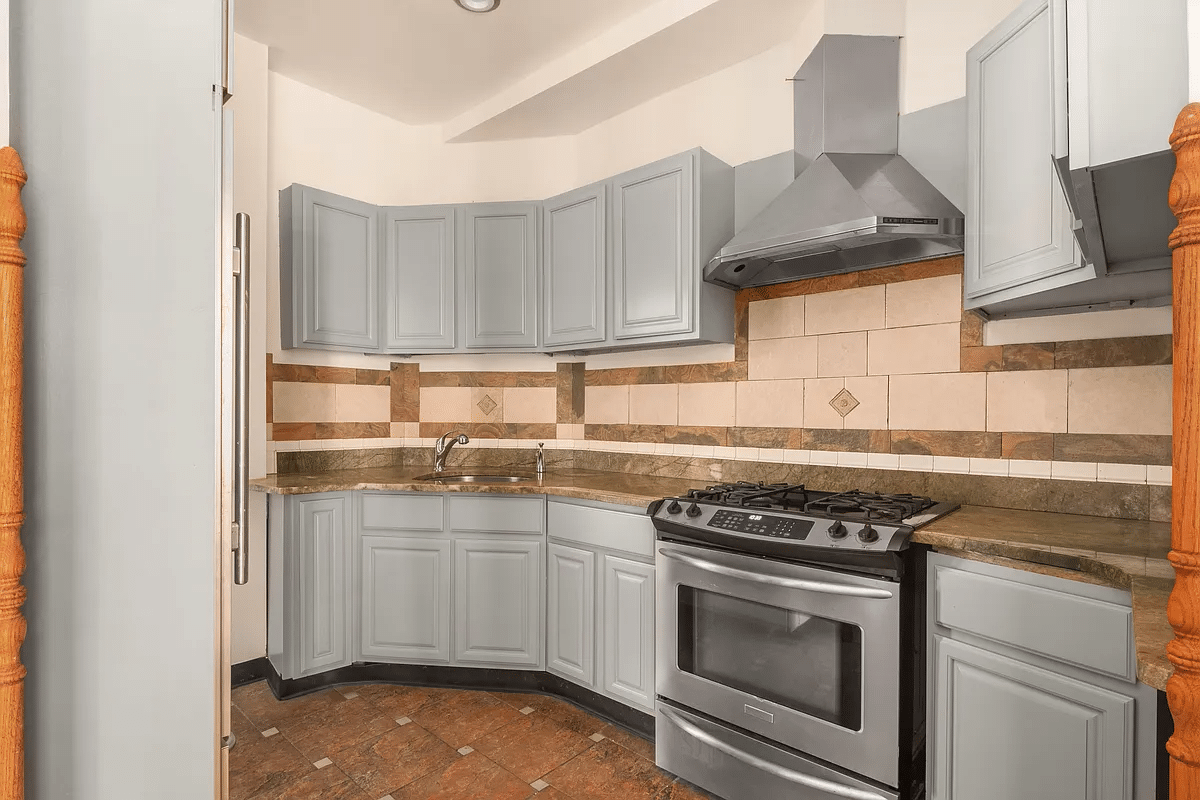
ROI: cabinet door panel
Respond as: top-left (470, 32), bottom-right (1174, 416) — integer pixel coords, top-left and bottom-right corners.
top-left (382, 206), bottom-right (455, 350)
top-left (544, 184), bottom-right (606, 347)
top-left (602, 555), bottom-right (655, 711)
top-left (298, 494), bottom-right (350, 674)
top-left (612, 156), bottom-right (694, 339)
top-left (361, 536), bottom-right (451, 662)
top-left (299, 188), bottom-right (380, 350)
top-left (931, 637), bottom-right (1134, 800)
top-left (965, 0), bottom-right (1086, 306)
top-left (454, 538), bottom-right (543, 667)
top-left (547, 543), bottom-right (595, 686)
top-left (463, 203), bottom-right (539, 348)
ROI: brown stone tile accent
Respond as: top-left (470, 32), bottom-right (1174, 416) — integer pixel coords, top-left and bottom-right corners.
top-left (585, 424), bottom-right (667, 443)
top-left (355, 368), bottom-right (390, 386)
top-left (960, 345), bottom-right (1003, 372)
top-left (390, 362), bottom-right (420, 423)
top-left (272, 363), bottom-right (358, 384)
top-left (734, 291), bottom-right (750, 363)
top-left (890, 430), bottom-right (1003, 458)
top-left (664, 426), bottom-right (729, 446)
top-left (1002, 343), bottom-right (1056, 370)
top-left (869, 429), bottom-right (891, 453)
top-left (271, 423), bottom-right (316, 441)
top-left (663, 362), bottom-right (748, 383)
top-left (420, 371), bottom-right (556, 387)
top-left (556, 363), bottom-right (586, 424)
top-left (961, 310), bottom-right (984, 347)
top-left (743, 255), bottom-right (963, 303)
top-left (267, 422), bottom-right (273, 442)
top-left (585, 366), bottom-right (667, 386)
top-left (803, 429), bottom-right (871, 452)
top-left (728, 427), bottom-right (792, 448)
top-left (272, 422), bottom-right (389, 441)
top-left (266, 353), bottom-right (274, 423)
top-left (1002, 433), bottom-right (1055, 461)
top-left (1053, 335), bottom-right (1173, 369)
top-left (417, 422), bottom-right (556, 440)
top-left (1053, 433), bottom-right (1172, 465)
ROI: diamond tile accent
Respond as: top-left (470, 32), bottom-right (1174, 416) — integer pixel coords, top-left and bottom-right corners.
top-left (395, 716), bottom-right (411, 726)
top-left (531, 779), bottom-right (550, 791)
top-left (341, 691), bottom-right (359, 699)
top-left (477, 394), bottom-right (498, 416)
top-left (519, 706), bottom-right (535, 715)
top-left (261, 727), bottom-right (279, 738)
top-left (589, 733), bottom-right (606, 742)
top-left (458, 746), bottom-right (474, 755)
top-left (313, 757), bottom-right (333, 769)
top-left (829, 388), bottom-right (860, 418)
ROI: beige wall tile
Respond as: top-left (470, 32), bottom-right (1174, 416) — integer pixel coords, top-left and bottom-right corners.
top-left (470, 387), bottom-right (505, 423)
top-left (817, 332), bottom-right (867, 377)
top-left (1067, 365), bottom-right (1172, 435)
top-left (803, 378), bottom-right (846, 429)
top-left (274, 382), bottom-right (336, 423)
top-left (843, 375), bottom-right (889, 430)
top-left (503, 387), bottom-right (557, 423)
top-left (889, 373), bottom-right (987, 431)
top-left (585, 385), bottom-right (629, 425)
top-left (748, 295), bottom-right (805, 340)
top-left (804, 285), bottom-right (885, 335)
top-left (334, 384), bottom-right (391, 423)
top-left (419, 386), bottom-right (472, 423)
top-left (884, 274), bottom-right (963, 328)
top-left (748, 336), bottom-right (818, 380)
top-left (987, 371), bottom-right (1068, 433)
top-left (678, 382), bottom-right (736, 427)
top-left (629, 383), bottom-right (679, 425)
top-left (867, 323), bottom-right (960, 375)
top-left (735, 380), bottom-right (804, 428)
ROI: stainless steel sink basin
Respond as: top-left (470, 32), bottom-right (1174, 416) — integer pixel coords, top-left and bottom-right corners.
top-left (414, 472), bottom-right (534, 483)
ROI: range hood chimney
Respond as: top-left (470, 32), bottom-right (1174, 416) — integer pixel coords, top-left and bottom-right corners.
top-left (705, 35), bottom-right (964, 290)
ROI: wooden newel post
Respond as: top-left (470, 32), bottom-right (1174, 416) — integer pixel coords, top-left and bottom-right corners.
top-left (0, 146), bottom-right (27, 800)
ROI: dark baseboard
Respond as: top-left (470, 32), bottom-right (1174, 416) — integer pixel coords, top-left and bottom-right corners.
top-left (254, 659), bottom-right (654, 740)
top-left (231, 657), bottom-right (272, 689)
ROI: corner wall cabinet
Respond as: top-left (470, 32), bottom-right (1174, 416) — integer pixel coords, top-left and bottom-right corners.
top-left (927, 552), bottom-right (1159, 800)
top-left (542, 183), bottom-right (607, 348)
top-left (461, 203), bottom-right (540, 349)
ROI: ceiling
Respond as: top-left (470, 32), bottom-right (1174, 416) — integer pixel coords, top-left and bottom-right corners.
top-left (236, 0), bottom-right (813, 139)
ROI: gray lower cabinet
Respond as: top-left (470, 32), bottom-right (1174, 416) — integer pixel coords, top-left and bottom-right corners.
top-left (547, 543), bottom-right (596, 685)
top-left (381, 205), bottom-right (456, 351)
top-left (461, 202), bottom-right (540, 348)
top-left (453, 537), bottom-right (543, 667)
top-left (601, 554), bottom-right (655, 712)
top-left (360, 535), bottom-right (451, 662)
top-left (280, 185), bottom-right (380, 351)
top-left (543, 184), bottom-right (606, 348)
top-left (928, 552), bottom-right (1158, 800)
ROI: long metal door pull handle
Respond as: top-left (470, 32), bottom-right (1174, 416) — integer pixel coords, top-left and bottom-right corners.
top-left (232, 212), bottom-right (251, 586)
top-left (657, 548), bottom-right (893, 598)
top-left (659, 707), bottom-right (891, 800)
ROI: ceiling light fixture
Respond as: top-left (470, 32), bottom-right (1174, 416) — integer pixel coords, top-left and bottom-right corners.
top-left (455, 0), bottom-right (500, 12)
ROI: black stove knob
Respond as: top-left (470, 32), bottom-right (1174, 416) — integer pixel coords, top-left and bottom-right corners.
top-left (858, 524), bottom-right (879, 544)
top-left (666, 500), bottom-right (682, 515)
top-left (686, 503), bottom-right (703, 518)
top-left (828, 522), bottom-right (848, 540)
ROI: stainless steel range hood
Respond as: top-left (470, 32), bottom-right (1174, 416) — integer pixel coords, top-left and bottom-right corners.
top-left (705, 35), bottom-right (964, 290)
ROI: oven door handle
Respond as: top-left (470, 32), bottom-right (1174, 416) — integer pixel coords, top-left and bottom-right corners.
top-left (657, 548), bottom-right (894, 599)
top-left (659, 706), bottom-right (893, 800)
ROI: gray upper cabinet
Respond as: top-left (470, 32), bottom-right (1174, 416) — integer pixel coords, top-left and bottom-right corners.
top-left (453, 537), bottom-right (544, 668)
top-left (360, 535), bottom-right (452, 663)
top-left (547, 542), bottom-right (596, 687)
top-left (964, 0), bottom-right (1087, 309)
top-left (543, 184), bottom-right (606, 348)
top-left (610, 149), bottom-right (735, 345)
top-left (462, 203), bottom-right (540, 349)
top-left (601, 554), bottom-right (655, 712)
top-left (297, 493), bottom-right (352, 676)
top-left (280, 185), bottom-right (381, 351)
top-left (381, 205), bottom-right (456, 351)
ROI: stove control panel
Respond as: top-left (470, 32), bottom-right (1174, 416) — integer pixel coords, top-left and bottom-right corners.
top-left (707, 509), bottom-right (814, 540)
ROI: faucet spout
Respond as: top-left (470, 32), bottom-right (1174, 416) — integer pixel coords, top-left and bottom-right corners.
top-left (433, 430), bottom-right (470, 472)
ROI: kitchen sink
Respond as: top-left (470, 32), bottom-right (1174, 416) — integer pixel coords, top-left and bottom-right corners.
top-left (414, 472), bottom-right (535, 483)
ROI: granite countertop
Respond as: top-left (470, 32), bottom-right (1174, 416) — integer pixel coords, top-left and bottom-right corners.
top-left (252, 466), bottom-right (1176, 690)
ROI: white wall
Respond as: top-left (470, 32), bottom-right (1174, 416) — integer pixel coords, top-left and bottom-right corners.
top-left (14, 0), bottom-right (221, 796)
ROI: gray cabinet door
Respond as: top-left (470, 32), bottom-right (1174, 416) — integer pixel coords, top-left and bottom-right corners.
top-left (543, 184), bottom-right (606, 348)
top-left (453, 537), bottom-right (543, 667)
top-left (361, 535), bottom-right (451, 663)
top-left (381, 206), bottom-right (456, 351)
top-left (611, 154), bottom-right (695, 339)
top-left (282, 185), bottom-right (380, 351)
top-left (462, 203), bottom-right (539, 348)
top-left (964, 0), bottom-right (1088, 308)
top-left (931, 636), bottom-right (1135, 800)
top-left (547, 543), bottom-right (595, 686)
top-left (297, 493), bottom-right (350, 675)
top-left (601, 554), bottom-right (655, 711)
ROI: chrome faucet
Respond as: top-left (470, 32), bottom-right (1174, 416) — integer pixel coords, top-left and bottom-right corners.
top-left (535, 442), bottom-right (545, 476)
top-left (433, 431), bottom-right (469, 472)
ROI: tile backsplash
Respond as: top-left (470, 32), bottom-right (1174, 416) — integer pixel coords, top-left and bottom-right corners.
top-left (267, 256), bottom-right (1173, 493)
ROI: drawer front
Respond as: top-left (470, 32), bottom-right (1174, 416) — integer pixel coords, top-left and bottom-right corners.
top-left (449, 495), bottom-right (544, 533)
top-left (547, 500), bottom-right (654, 559)
top-left (933, 563), bottom-right (1134, 682)
top-left (361, 493), bottom-right (445, 531)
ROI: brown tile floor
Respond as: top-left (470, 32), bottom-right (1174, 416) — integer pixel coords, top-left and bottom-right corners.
top-left (231, 682), bottom-right (715, 800)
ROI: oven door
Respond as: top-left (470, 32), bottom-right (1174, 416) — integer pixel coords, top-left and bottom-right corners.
top-left (656, 540), bottom-right (902, 787)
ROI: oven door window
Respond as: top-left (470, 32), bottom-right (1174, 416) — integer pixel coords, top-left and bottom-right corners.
top-left (677, 587), bottom-right (863, 730)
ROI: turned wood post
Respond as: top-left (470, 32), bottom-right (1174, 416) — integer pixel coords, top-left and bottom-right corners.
top-left (1170, 102), bottom-right (1200, 798)
top-left (0, 146), bottom-right (27, 799)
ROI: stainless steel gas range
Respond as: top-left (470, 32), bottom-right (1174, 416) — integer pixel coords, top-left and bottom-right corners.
top-left (649, 482), bottom-right (959, 800)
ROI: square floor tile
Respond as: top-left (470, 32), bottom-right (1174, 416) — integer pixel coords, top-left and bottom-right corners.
top-left (473, 714), bottom-right (594, 783)
top-left (390, 750), bottom-right (533, 800)
top-left (328, 725), bottom-right (459, 799)
top-left (408, 690), bottom-right (521, 749)
top-left (233, 681), bottom-right (347, 731)
top-left (278, 697), bottom-right (400, 761)
top-left (544, 739), bottom-right (673, 800)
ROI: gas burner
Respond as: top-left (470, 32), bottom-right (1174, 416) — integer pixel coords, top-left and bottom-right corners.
top-left (687, 481), bottom-right (814, 510)
top-left (804, 490), bottom-right (937, 523)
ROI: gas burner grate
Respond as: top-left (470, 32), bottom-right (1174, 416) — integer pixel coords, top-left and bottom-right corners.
top-left (804, 490), bottom-right (936, 523)
top-left (686, 481), bottom-right (814, 510)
